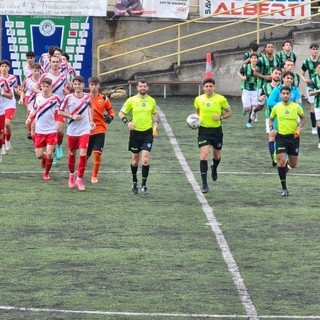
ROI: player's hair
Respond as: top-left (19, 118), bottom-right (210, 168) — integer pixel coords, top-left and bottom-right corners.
top-left (309, 43), bottom-right (319, 49)
top-left (281, 86), bottom-right (291, 93)
top-left (73, 75), bottom-right (85, 83)
top-left (48, 45), bottom-right (56, 56)
top-left (284, 59), bottom-right (295, 65)
top-left (282, 71), bottom-right (294, 79)
top-left (202, 78), bottom-right (215, 86)
top-left (249, 42), bottom-right (259, 52)
top-left (282, 40), bottom-right (293, 47)
top-left (62, 53), bottom-right (70, 61)
top-left (41, 77), bottom-right (52, 85)
top-left (0, 60), bottom-right (10, 67)
top-left (32, 63), bottom-right (42, 70)
top-left (88, 76), bottom-right (100, 84)
top-left (137, 78), bottom-right (148, 85)
top-left (53, 46), bottom-right (62, 54)
top-left (264, 42), bottom-right (274, 49)
top-left (26, 51), bottom-right (35, 58)
top-left (272, 67), bottom-right (282, 73)
top-left (250, 53), bottom-right (259, 59)
top-left (50, 55), bottom-right (60, 62)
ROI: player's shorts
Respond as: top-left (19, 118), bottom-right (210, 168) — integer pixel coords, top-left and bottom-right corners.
top-left (314, 107), bottom-right (320, 120)
top-left (275, 133), bottom-right (299, 156)
top-left (87, 132), bottom-right (105, 156)
top-left (5, 108), bottom-right (15, 120)
top-left (306, 87), bottom-right (315, 104)
top-left (0, 113), bottom-right (5, 134)
top-left (241, 89), bottom-right (258, 108)
top-left (34, 132), bottom-right (57, 148)
top-left (198, 126), bottom-right (223, 150)
top-left (68, 134), bottom-right (89, 151)
top-left (128, 128), bottom-right (153, 153)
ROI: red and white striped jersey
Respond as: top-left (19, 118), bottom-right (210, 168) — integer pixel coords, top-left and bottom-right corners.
top-left (22, 77), bottom-right (38, 111)
top-left (32, 93), bottom-right (61, 134)
top-left (0, 77), bottom-right (11, 115)
top-left (4, 74), bottom-right (18, 110)
top-left (38, 72), bottom-right (68, 101)
top-left (60, 92), bottom-right (92, 136)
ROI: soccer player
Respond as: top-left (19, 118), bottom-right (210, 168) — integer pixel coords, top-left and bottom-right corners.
top-left (275, 40), bottom-right (297, 71)
top-left (194, 78), bottom-right (232, 193)
top-left (118, 79), bottom-right (158, 194)
top-left (60, 53), bottom-right (77, 90)
top-left (282, 59), bottom-right (300, 88)
top-left (241, 42), bottom-right (261, 66)
top-left (237, 53), bottom-right (260, 128)
top-left (23, 51), bottom-right (36, 80)
top-left (0, 73), bottom-right (13, 162)
top-left (301, 43), bottom-right (320, 134)
top-left (308, 61), bottom-right (320, 148)
top-left (19, 63), bottom-right (42, 140)
top-left (39, 45), bottom-right (56, 73)
top-left (58, 75), bottom-right (94, 191)
top-left (26, 77), bottom-right (61, 180)
top-left (269, 86), bottom-right (306, 196)
top-left (87, 76), bottom-right (115, 184)
top-left (35, 55), bottom-right (69, 163)
top-left (0, 60), bottom-right (18, 155)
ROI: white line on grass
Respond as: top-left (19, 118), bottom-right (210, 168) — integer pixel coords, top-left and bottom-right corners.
top-left (0, 306), bottom-right (319, 319)
top-left (157, 107), bottom-right (258, 320)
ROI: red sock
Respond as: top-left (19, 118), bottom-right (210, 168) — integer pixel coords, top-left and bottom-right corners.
top-left (57, 132), bottom-right (64, 146)
top-left (68, 154), bottom-right (76, 174)
top-left (77, 155), bottom-right (87, 179)
top-left (45, 158), bottom-right (53, 174)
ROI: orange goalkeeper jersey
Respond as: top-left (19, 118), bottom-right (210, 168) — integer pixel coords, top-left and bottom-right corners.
top-left (90, 93), bottom-right (115, 135)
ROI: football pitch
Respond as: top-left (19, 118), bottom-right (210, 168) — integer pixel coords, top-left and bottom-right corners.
top-left (0, 96), bottom-right (319, 320)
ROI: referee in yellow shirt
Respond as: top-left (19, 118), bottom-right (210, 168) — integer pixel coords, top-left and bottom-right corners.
top-left (194, 78), bottom-right (232, 193)
top-left (269, 86), bottom-right (306, 196)
top-left (119, 79), bottom-right (158, 195)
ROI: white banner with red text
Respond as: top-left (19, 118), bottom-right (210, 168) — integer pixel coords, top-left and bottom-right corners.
top-left (200, 0), bottom-right (310, 20)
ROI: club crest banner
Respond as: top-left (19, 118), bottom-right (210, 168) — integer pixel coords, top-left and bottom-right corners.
top-left (200, 0), bottom-right (310, 20)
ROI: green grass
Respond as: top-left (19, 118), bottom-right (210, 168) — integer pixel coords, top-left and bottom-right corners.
top-left (0, 96), bottom-right (319, 319)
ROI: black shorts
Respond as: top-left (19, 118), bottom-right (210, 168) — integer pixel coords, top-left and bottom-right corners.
top-left (276, 133), bottom-right (299, 156)
top-left (198, 126), bottom-right (223, 150)
top-left (129, 128), bottom-right (153, 153)
top-left (87, 133), bottom-right (105, 156)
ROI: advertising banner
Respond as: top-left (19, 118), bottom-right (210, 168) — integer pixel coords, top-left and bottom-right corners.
top-left (1, 16), bottom-right (93, 84)
top-left (0, 0), bottom-right (107, 17)
top-left (200, 0), bottom-right (310, 20)
top-left (114, 0), bottom-right (190, 20)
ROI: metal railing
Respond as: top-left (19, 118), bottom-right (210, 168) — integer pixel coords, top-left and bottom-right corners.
top-left (97, 0), bottom-right (320, 79)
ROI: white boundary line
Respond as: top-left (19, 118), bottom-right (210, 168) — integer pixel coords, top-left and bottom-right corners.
top-left (157, 107), bottom-right (258, 320)
top-left (0, 306), bottom-right (320, 319)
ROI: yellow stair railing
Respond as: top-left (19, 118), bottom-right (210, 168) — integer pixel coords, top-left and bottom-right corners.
top-left (97, 0), bottom-right (320, 79)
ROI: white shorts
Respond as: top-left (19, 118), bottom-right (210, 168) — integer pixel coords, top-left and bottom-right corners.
top-left (306, 88), bottom-right (315, 104)
top-left (241, 89), bottom-right (258, 108)
top-left (315, 107), bottom-right (320, 120)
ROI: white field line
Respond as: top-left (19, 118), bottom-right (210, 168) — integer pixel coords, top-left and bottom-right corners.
top-left (0, 306), bottom-right (319, 319)
top-left (157, 107), bottom-right (258, 320)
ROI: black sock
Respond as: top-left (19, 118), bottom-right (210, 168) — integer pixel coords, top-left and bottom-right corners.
top-left (131, 164), bottom-right (138, 183)
top-left (318, 126), bottom-right (320, 139)
top-left (200, 160), bottom-right (208, 185)
top-left (141, 165), bottom-right (149, 186)
top-left (269, 141), bottom-right (275, 160)
top-left (212, 157), bottom-right (221, 168)
top-left (278, 166), bottom-right (287, 189)
top-left (248, 110), bottom-right (252, 123)
top-left (311, 111), bottom-right (316, 128)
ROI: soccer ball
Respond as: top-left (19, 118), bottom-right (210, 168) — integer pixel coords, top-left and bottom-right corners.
top-left (186, 113), bottom-right (201, 129)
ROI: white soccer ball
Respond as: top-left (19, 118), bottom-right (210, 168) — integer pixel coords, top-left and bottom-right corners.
top-left (186, 113), bottom-right (201, 129)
